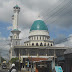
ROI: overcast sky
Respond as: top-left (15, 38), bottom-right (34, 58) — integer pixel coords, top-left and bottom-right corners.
top-left (0, 0), bottom-right (72, 58)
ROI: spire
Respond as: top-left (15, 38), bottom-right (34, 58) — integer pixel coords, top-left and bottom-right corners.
top-left (36, 14), bottom-right (42, 20)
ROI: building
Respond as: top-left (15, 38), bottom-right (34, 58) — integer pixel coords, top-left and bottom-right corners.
top-left (57, 48), bottom-right (72, 72)
top-left (9, 5), bottom-right (69, 72)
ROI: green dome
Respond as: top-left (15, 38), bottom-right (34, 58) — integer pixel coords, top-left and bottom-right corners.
top-left (30, 20), bottom-right (48, 31)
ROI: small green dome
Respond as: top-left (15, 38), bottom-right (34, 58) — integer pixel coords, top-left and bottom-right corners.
top-left (30, 20), bottom-right (48, 31)
top-left (15, 5), bottom-right (19, 7)
top-left (13, 29), bottom-right (19, 31)
top-left (14, 5), bottom-right (20, 9)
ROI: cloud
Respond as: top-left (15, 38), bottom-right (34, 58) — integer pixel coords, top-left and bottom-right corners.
top-left (0, 0), bottom-right (72, 58)
top-left (19, 29), bottom-right (29, 45)
top-left (0, 0), bottom-right (72, 30)
top-left (0, 32), bottom-right (10, 58)
top-left (55, 34), bottom-right (72, 47)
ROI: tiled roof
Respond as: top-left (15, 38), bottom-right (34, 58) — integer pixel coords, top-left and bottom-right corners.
top-left (28, 57), bottom-right (48, 62)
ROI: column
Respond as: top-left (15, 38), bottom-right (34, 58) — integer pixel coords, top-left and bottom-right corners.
top-left (19, 49), bottom-right (21, 60)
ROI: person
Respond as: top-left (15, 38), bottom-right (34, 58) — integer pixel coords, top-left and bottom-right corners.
top-left (9, 63), bottom-right (18, 72)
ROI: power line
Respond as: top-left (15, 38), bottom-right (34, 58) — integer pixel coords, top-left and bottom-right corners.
top-left (43, 0), bottom-right (72, 22)
top-left (50, 6), bottom-right (72, 24)
top-left (40, 0), bottom-right (61, 15)
top-left (54, 35), bottom-right (72, 44)
top-left (41, 0), bottom-right (65, 18)
top-left (45, 0), bottom-right (72, 24)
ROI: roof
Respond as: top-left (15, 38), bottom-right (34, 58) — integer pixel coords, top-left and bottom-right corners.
top-left (30, 20), bottom-right (48, 31)
top-left (14, 45), bottom-right (68, 49)
top-left (15, 5), bottom-right (19, 7)
top-left (64, 48), bottom-right (72, 54)
top-left (13, 5), bottom-right (20, 8)
top-left (28, 57), bottom-right (48, 62)
top-left (13, 29), bottom-right (19, 31)
top-left (11, 29), bottom-right (21, 33)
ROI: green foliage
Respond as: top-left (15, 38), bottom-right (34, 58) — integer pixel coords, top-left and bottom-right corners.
top-left (10, 57), bottom-right (19, 63)
top-left (1, 57), bottom-right (6, 62)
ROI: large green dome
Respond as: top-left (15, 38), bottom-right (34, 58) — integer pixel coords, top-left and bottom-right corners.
top-left (30, 20), bottom-right (48, 31)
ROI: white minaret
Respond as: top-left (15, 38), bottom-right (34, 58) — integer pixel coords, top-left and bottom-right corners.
top-left (13, 5), bottom-right (20, 30)
top-left (11, 5), bottom-right (21, 44)
top-left (11, 5), bottom-right (21, 40)
top-left (10, 5), bottom-right (21, 59)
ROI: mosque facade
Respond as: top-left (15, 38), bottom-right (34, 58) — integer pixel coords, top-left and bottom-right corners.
top-left (9, 5), bottom-right (69, 71)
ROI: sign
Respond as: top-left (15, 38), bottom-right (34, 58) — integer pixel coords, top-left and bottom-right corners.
top-left (27, 61), bottom-right (29, 67)
top-left (55, 66), bottom-right (63, 72)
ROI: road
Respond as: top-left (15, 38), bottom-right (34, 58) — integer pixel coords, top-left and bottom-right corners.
top-left (0, 69), bottom-right (8, 72)
top-left (0, 70), bottom-right (8, 72)
top-left (0, 66), bottom-right (8, 72)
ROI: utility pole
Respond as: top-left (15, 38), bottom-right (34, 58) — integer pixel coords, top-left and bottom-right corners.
top-left (52, 49), bottom-right (55, 72)
top-left (31, 56), bottom-right (32, 72)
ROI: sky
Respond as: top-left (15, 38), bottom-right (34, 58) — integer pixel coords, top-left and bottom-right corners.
top-left (0, 0), bottom-right (72, 58)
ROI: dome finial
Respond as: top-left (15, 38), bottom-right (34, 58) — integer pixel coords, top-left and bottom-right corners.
top-left (37, 14), bottom-right (42, 20)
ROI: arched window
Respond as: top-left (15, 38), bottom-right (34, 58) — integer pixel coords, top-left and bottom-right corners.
top-left (44, 43), bottom-right (46, 46)
top-left (40, 43), bottom-right (43, 46)
top-left (27, 44), bottom-right (28, 46)
top-left (48, 43), bottom-right (49, 46)
top-left (32, 43), bottom-right (34, 46)
top-left (51, 44), bottom-right (52, 46)
top-left (36, 43), bottom-right (38, 46)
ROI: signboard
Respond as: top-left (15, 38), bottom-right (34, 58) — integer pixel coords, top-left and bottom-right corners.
top-left (55, 66), bottom-right (63, 72)
top-left (27, 61), bottom-right (29, 67)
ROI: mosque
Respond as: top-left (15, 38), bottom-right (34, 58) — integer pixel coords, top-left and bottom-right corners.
top-left (9, 5), bottom-right (69, 72)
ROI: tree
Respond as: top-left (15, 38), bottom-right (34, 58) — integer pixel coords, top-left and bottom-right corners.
top-left (1, 57), bottom-right (6, 62)
top-left (10, 57), bottom-right (19, 63)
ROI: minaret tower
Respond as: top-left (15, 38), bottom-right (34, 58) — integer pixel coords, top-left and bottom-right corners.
top-left (10, 5), bottom-right (21, 59)
top-left (11, 5), bottom-right (21, 46)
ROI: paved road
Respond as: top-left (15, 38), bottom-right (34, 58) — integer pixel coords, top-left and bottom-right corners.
top-left (0, 69), bottom-right (8, 72)
top-left (0, 67), bottom-right (8, 72)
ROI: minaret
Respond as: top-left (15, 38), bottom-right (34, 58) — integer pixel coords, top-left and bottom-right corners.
top-left (10, 5), bottom-right (21, 59)
top-left (11, 5), bottom-right (21, 46)
top-left (13, 5), bottom-right (20, 30)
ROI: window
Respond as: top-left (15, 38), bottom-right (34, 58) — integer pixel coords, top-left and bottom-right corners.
top-left (37, 36), bottom-right (38, 40)
top-left (45, 37), bottom-right (46, 40)
top-left (32, 37), bottom-right (33, 40)
top-left (16, 41), bottom-right (17, 45)
top-left (43, 36), bottom-right (44, 40)
top-left (36, 43), bottom-right (38, 46)
top-left (48, 43), bottom-right (49, 46)
top-left (51, 44), bottom-right (52, 46)
top-left (40, 43), bottom-right (43, 46)
top-left (16, 36), bottom-right (17, 39)
top-left (34, 37), bottom-right (35, 40)
top-left (40, 36), bottom-right (41, 40)
top-left (32, 43), bottom-right (34, 46)
top-left (27, 44), bottom-right (28, 46)
top-left (44, 43), bottom-right (46, 46)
